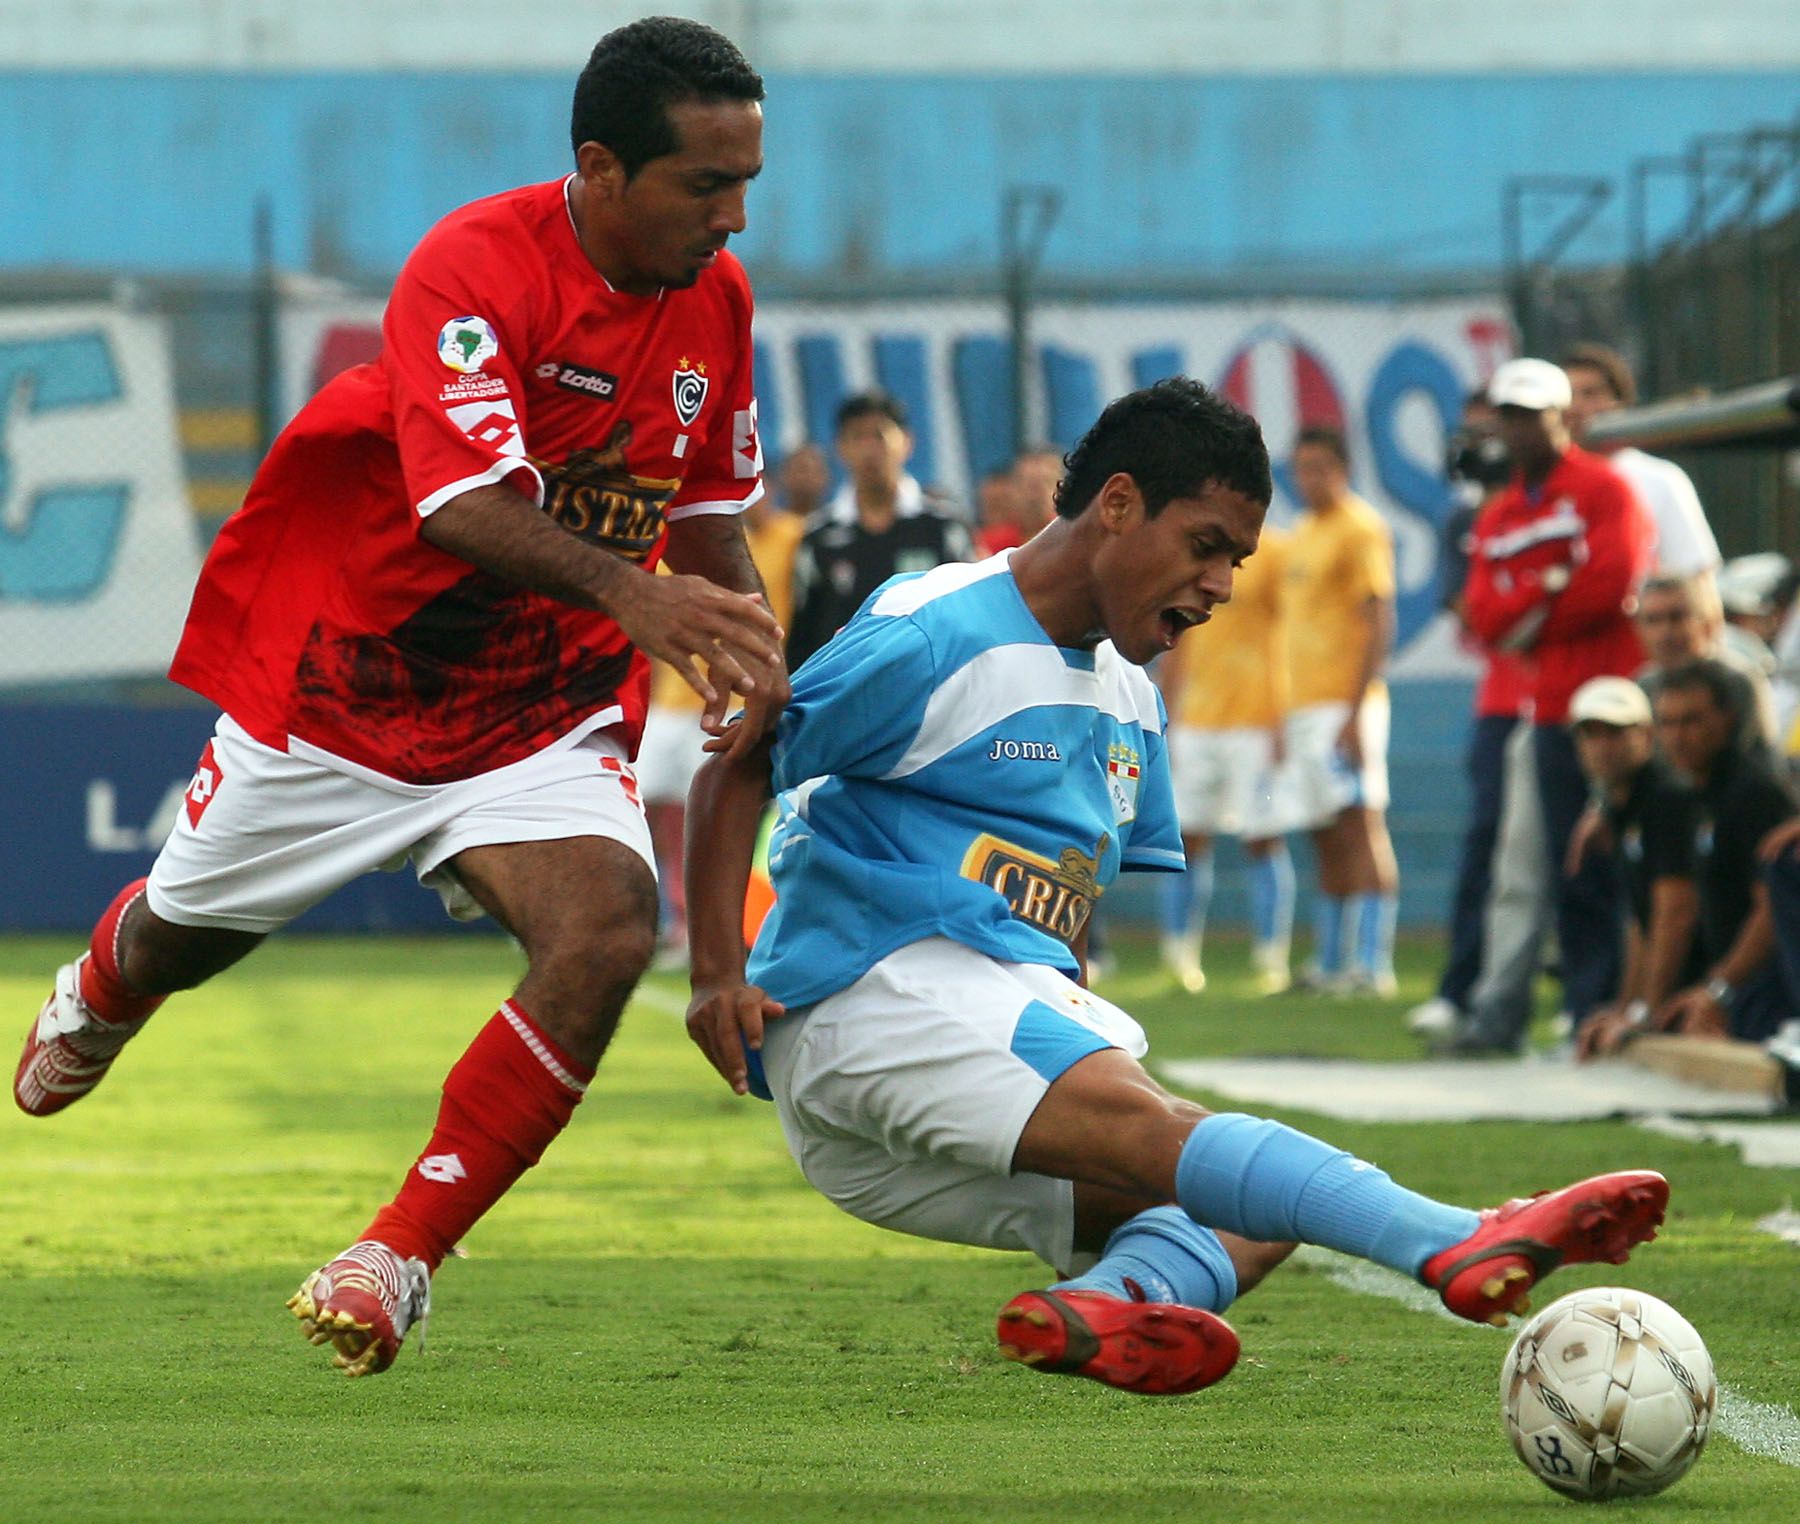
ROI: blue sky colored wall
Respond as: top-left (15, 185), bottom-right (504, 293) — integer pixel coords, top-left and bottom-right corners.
top-left (6, 71), bottom-right (1795, 282)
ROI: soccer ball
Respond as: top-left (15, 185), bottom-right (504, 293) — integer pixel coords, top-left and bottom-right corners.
top-left (1500, 1287), bottom-right (1716, 1500)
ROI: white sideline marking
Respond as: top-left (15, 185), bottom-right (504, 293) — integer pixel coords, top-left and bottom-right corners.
top-left (1757, 1208), bottom-right (1800, 1246)
top-left (1298, 1248), bottom-right (1800, 1467)
top-left (1635, 1115), bottom-right (1800, 1169)
top-left (1157, 1055), bottom-right (1780, 1122)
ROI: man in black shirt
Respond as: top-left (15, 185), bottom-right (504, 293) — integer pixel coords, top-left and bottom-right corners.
top-left (1568, 678), bottom-right (1702, 1058)
top-left (786, 391), bottom-right (975, 669)
top-left (1648, 660), bottom-right (1796, 1044)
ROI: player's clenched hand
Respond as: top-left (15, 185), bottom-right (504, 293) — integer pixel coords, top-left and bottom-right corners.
top-left (685, 981), bottom-right (786, 1096)
top-left (702, 673), bottom-right (792, 759)
top-left (611, 572), bottom-right (785, 731)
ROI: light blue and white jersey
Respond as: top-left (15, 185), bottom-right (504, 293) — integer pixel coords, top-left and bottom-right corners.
top-left (746, 553), bottom-right (1184, 1012)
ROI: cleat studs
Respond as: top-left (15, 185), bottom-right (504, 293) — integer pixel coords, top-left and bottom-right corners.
top-left (1022, 1310), bottom-right (1051, 1328)
top-left (1018, 1350), bottom-right (1046, 1366)
top-left (1487, 1313), bottom-right (1509, 1328)
top-left (999, 1307), bottom-right (1025, 1324)
top-left (1480, 1276), bottom-right (1506, 1299)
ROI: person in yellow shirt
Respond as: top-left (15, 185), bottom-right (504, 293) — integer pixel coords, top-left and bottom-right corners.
top-left (636, 468), bottom-right (807, 952)
top-left (1285, 427), bottom-right (1400, 994)
top-left (1157, 525), bottom-right (1298, 994)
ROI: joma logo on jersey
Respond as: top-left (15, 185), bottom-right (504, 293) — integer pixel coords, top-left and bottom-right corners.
top-left (986, 738), bottom-right (1062, 761)
top-left (960, 832), bottom-right (1107, 944)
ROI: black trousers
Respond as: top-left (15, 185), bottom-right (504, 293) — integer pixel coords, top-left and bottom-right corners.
top-left (1533, 723), bottom-right (1622, 1021)
top-left (1438, 713), bottom-right (1517, 1010)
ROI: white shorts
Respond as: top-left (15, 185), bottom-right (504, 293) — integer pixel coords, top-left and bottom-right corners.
top-left (1284, 693), bottom-right (1391, 827)
top-left (146, 715), bottom-right (656, 934)
top-left (1167, 723), bottom-right (1299, 839)
top-left (633, 702), bottom-right (709, 807)
top-left (758, 937), bottom-right (1148, 1275)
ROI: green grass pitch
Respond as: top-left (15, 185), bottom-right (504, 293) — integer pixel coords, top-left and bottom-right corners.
top-left (3, 932), bottom-right (1796, 1522)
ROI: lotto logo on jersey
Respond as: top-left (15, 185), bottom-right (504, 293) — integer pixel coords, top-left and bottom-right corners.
top-left (444, 398), bottom-right (525, 457)
top-left (437, 316), bottom-right (500, 374)
top-left (184, 740), bottom-right (222, 829)
top-left (672, 356), bottom-right (709, 427)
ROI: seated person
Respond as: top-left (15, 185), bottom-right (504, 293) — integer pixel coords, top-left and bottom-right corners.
top-left (1566, 679), bottom-right (1702, 1059)
top-left (1640, 661), bottom-right (1796, 1045)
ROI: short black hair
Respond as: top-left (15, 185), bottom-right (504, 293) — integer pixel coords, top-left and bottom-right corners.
top-left (1054, 378), bottom-right (1270, 520)
top-left (1295, 425), bottom-right (1350, 467)
top-left (1656, 658), bottom-right (1743, 726)
top-left (1561, 342), bottom-right (1637, 407)
top-left (571, 17), bottom-right (764, 178)
top-left (835, 390), bottom-right (908, 434)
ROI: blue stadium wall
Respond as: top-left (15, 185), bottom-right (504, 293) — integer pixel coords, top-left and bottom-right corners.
top-left (5, 71), bottom-right (1796, 279)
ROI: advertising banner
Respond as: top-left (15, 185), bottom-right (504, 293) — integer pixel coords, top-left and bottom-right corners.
top-left (282, 291), bottom-right (1510, 668)
top-left (0, 305), bottom-right (203, 683)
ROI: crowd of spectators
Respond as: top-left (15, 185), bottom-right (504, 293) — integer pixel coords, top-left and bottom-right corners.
top-left (1412, 343), bottom-right (1800, 1076)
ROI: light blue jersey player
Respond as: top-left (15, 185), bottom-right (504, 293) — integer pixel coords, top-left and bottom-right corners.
top-left (685, 379), bottom-right (1670, 1398)
top-left (745, 552), bottom-right (1182, 1030)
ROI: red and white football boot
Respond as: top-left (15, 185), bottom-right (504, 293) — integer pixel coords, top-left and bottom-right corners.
top-left (14, 958), bottom-right (148, 1117)
top-left (1422, 1169), bottom-right (1670, 1326)
top-left (996, 1284), bottom-right (1240, 1396)
top-left (289, 1240), bottom-right (433, 1378)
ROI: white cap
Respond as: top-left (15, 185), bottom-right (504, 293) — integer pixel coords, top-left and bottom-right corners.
top-left (1718, 552), bottom-right (1793, 617)
top-left (1569, 676), bottom-right (1652, 729)
top-left (1488, 358), bottom-right (1573, 412)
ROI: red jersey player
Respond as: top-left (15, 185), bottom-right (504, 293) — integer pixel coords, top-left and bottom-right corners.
top-left (14, 18), bottom-right (786, 1378)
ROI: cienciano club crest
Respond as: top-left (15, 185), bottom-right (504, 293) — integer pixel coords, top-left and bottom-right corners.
top-left (672, 356), bottom-right (709, 427)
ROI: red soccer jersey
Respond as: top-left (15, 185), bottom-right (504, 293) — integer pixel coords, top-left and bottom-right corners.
top-left (1461, 447), bottom-right (1652, 726)
top-left (171, 176), bottom-right (763, 784)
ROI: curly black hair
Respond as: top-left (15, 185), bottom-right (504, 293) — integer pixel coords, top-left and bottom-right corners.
top-left (1053, 378), bottom-right (1271, 519)
top-left (571, 17), bottom-right (765, 178)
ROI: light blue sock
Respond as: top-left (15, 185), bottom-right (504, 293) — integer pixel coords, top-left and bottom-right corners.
top-left (1158, 853), bottom-right (1206, 939)
top-left (1249, 845), bottom-right (1294, 948)
top-left (1054, 1206), bottom-right (1238, 1313)
top-left (1312, 894), bottom-right (1347, 974)
top-left (1174, 1113), bottom-right (1480, 1278)
top-left (1353, 892), bottom-right (1398, 978)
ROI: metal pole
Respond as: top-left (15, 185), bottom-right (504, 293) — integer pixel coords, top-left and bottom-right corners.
top-left (251, 196), bottom-right (279, 460)
top-left (1000, 186), bottom-right (1062, 459)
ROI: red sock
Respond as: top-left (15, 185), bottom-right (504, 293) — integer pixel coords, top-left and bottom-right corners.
top-left (362, 1001), bottom-right (593, 1271)
top-left (78, 879), bottom-right (166, 1027)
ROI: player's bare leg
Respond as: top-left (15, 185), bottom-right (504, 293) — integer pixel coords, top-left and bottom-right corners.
top-left (1007, 1047), bottom-right (1666, 1333)
top-left (291, 835), bottom-right (657, 1376)
top-left (15, 883), bottom-right (262, 1116)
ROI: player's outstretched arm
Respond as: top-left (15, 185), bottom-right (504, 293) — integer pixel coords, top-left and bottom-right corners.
top-left (666, 512), bottom-right (793, 755)
top-left (420, 482), bottom-right (785, 734)
top-left (682, 731), bottom-right (783, 1094)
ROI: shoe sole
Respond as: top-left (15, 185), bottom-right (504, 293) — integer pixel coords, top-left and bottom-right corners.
top-left (996, 1291), bottom-right (1239, 1396)
top-left (287, 1274), bottom-right (397, 1378)
top-left (1435, 1174), bottom-right (1669, 1327)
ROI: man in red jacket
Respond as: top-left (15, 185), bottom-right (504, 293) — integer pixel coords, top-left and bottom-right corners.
top-left (1461, 359), bottom-right (1654, 1034)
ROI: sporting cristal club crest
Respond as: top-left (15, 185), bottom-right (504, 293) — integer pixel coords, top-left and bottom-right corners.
top-left (672, 357), bottom-right (709, 427)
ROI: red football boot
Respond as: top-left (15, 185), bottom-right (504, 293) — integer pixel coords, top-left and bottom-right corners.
top-left (288, 1241), bottom-right (432, 1378)
top-left (1421, 1169), bottom-right (1670, 1326)
top-left (14, 959), bottom-right (147, 1117)
top-left (996, 1286), bottom-right (1239, 1396)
